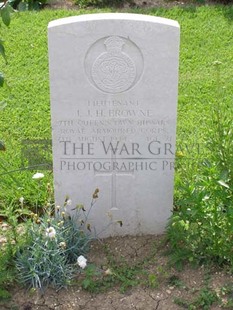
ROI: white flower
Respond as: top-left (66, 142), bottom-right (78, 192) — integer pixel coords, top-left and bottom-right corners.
top-left (1, 223), bottom-right (9, 231)
top-left (19, 197), bottom-right (24, 204)
top-left (32, 172), bottom-right (44, 180)
top-left (77, 255), bottom-right (87, 269)
top-left (45, 227), bottom-right (56, 239)
top-left (66, 199), bottom-right (72, 206)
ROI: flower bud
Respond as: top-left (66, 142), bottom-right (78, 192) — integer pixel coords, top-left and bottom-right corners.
top-left (59, 241), bottom-right (66, 249)
top-left (92, 188), bottom-right (100, 199)
top-left (104, 268), bottom-right (113, 276)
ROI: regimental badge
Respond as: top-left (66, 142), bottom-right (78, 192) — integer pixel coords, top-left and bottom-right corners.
top-left (85, 35), bottom-right (144, 94)
top-left (91, 36), bottom-right (136, 94)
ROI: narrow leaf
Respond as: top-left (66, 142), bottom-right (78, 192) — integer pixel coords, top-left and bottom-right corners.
top-left (0, 141), bottom-right (6, 151)
top-left (217, 180), bottom-right (229, 189)
top-left (220, 170), bottom-right (228, 181)
top-left (0, 102), bottom-right (7, 110)
top-left (117, 220), bottom-right (123, 227)
top-left (0, 42), bottom-right (6, 61)
top-left (0, 72), bottom-right (4, 87)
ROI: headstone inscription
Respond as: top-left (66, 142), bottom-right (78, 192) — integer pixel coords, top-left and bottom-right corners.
top-left (48, 13), bottom-right (180, 237)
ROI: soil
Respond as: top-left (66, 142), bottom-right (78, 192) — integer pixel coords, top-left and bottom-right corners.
top-left (2, 235), bottom-right (233, 310)
top-left (45, 0), bottom-right (233, 11)
top-left (45, 0), bottom-right (183, 10)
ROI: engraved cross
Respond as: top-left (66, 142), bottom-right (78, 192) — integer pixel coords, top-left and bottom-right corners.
top-left (94, 152), bottom-right (134, 209)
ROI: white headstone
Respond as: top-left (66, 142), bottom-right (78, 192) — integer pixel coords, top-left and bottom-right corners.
top-left (48, 13), bottom-right (180, 237)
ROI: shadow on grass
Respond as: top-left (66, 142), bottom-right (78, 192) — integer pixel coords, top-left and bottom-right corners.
top-left (222, 5), bottom-right (233, 22)
top-left (135, 3), bottom-right (233, 22)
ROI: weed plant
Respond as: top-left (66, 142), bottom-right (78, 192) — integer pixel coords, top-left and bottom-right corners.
top-left (168, 62), bottom-right (233, 269)
top-left (174, 285), bottom-right (219, 309)
top-left (0, 205), bottom-right (30, 301)
top-left (0, 246), bottom-right (15, 301)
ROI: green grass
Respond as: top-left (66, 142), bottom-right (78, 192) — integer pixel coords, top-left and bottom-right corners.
top-left (0, 5), bottom-right (233, 207)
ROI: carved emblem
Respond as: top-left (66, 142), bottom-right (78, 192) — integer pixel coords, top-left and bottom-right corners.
top-left (91, 36), bottom-right (136, 94)
top-left (85, 35), bottom-right (143, 94)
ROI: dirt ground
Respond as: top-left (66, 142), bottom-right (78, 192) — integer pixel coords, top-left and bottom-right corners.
top-left (45, 0), bottom-right (233, 11)
top-left (2, 235), bottom-right (233, 310)
top-left (46, 0), bottom-right (182, 9)
top-left (45, 0), bottom-right (184, 10)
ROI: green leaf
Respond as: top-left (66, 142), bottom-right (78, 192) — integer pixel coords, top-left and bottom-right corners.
top-left (17, 2), bottom-right (27, 11)
top-left (15, 209), bottom-right (32, 217)
top-left (117, 220), bottom-right (123, 227)
top-left (0, 42), bottom-right (6, 61)
top-left (31, 1), bottom-right (41, 10)
top-left (0, 141), bottom-right (6, 151)
top-left (217, 180), bottom-right (229, 189)
top-left (220, 170), bottom-right (228, 181)
top-left (82, 278), bottom-right (91, 289)
top-left (1, 4), bottom-right (11, 27)
top-left (0, 72), bottom-right (4, 87)
top-left (0, 102), bottom-right (7, 110)
top-left (6, 3), bottom-right (14, 13)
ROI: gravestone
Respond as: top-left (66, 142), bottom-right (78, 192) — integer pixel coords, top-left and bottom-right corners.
top-left (48, 13), bottom-right (180, 237)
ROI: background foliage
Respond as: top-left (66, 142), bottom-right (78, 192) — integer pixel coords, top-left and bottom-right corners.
top-left (0, 1), bottom-right (13, 151)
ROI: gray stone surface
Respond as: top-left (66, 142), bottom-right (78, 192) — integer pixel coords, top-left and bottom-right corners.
top-left (48, 13), bottom-right (180, 237)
